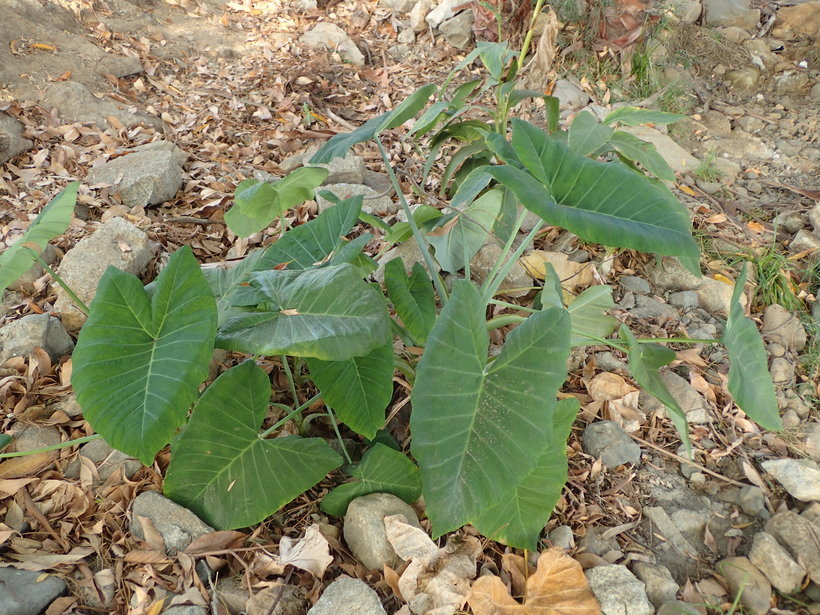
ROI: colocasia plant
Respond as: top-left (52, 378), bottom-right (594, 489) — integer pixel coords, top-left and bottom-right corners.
top-left (0, 31), bottom-right (780, 550)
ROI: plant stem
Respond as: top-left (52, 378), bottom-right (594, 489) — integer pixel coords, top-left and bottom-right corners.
top-left (326, 406), bottom-right (352, 465)
top-left (489, 298), bottom-right (539, 313)
top-left (279, 355), bottom-right (302, 429)
top-left (260, 393), bottom-right (322, 438)
top-left (376, 139), bottom-right (449, 304)
top-left (25, 247), bottom-right (89, 315)
top-left (517, 0), bottom-right (547, 73)
top-left (486, 314), bottom-right (526, 331)
top-left (636, 337), bottom-right (717, 344)
top-left (481, 214), bottom-right (543, 305)
top-left (0, 434), bottom-right (100, 459)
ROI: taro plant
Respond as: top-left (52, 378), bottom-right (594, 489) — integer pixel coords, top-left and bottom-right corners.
top-left (0, 36), bottom-right (782, 550)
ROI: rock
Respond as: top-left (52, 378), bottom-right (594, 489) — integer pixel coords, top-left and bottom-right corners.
top-left (742, 39), bottom-right (780, 71)
top-left (749, 531), bottom-right (806, 593)
top-left (86, 141), bottom-right (187, 208)
top-left (299, 23), bottom-right (365, 66)
top-left (725, 68), bottom-right (760, 91)
top-left (343, 493), bottom-right (422, 570)
top-left (373, 238), bottom-right (438, 284)
top-left (716, 557), bottom-right (771, 615)
top-left (774, 71), bottom-right (810, 95)
top-left (313, 153), bottom-right (365, 185)
top-left (130, 491), bottom-right (214, 554)
top-left (643, 506), bottom-right (700, 576)
top-left (64, 437), bottom-right (141, 482)
top-left (668, 291), bottom-right (699, 309)
top-left (582, 420), bottom-right (641, 466)
top-left (620, 125), bottom-right (699, 175)
top-left (0, 314), bottom-right (74, 364)
top-left (703, 0), bottom-right (760, 29)
top-left (762, 458), bottom-right (820, 502)
top-left (738, 485), bottom-right (765, 516)
top-left (54, 217), bottom-right (157, 330)
top-left (470, 242), bottom-right (532, 298)
top-left (381, 0), bottom-right (416, 12)
top-left (388, 44), bottom-right (412, 61)
top-left (162, 607), bottom-right (207, 615)
top-left (667, 0), bottom-right (701, 23)
top-left (397, 29), bottom-right (416, 44)
top-left (619, 276), bottom-right (651, 294)
top-left (7, 243), bottom-right (58, 294)
top-left (773, 210), bottom-right (806, 234)
top-left (246, 584), bottom-right (306, 615)
top-left (0, 568), bottom-right (66, 615)
top-left (765, 511), bottom-right (820, 583)
top-left (804, 502), bottom-right (820, 526)
top-left (809, 203), bottom-right (820, 232)
top-left (648, 258), bottom-right (702, 292)
top-left (657, 600), bottom-right (701, 615)
top-left (790, 229), bottom-right (820, 254)
top-left (696, 277), bottom-right (735, 316)
top-left (579, 527), bottom-right (619, 557)
top-left (440, 10), bottom-right (474, 49)
top-left (762, 304), bottom-right (807, 351)
top-left (772, 1), bottom-right (820, 40)
top-left (639, 370), bottom-right (711, 424)
top-left (548, 525), bottom-right (575, 550)
top-left (410, 0), bottom-right (435, 31)
top-left (594, 352), bottom-right (628, 373)
top-left (811, 82), bottom-right (820, 102)
top-left (552, 79), bottom-right (591, 111)
top-left (805, 423), bottom-right (820, 462)
top-left (307, 577), bottom-right (386, 615)
top-left (42, 81), bottom-right (162, 130)
top-left (631, 562), bottom-right (679, 608)
top-left (0, 111), bottom-right (32, 164)
top-left (214, 577), bottom-right (250, 615)
top-left (585, 565), bottom-right (654, 615)
top-left (1, 423), bottom-right (62, 477)
top-left (316, 183), bottom-right (397, 216)
top-left (628, 295), bottom-right (680, 321)
top-left (718, 26), bottom-right (752, 43)
top-left (426, 0), bottom-right (464, 28)
top-left (770, 357), bottom-right (794, 384)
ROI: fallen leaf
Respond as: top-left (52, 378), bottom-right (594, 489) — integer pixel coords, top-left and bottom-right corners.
top-left (184, 530), bottom-right (246, 555)
top-left (468, 548), bottom-right (601, 614)
top-left (586, 372), bottom-right (636, 402)
top-left (520, 251), bottom-right (594, 294)
top-left (279, 524), bottom-right (334, 577)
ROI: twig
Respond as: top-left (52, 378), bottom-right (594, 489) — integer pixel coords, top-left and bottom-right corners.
top-left (165, 216), bottom-right (224, 226)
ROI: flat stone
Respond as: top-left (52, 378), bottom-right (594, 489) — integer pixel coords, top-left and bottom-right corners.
top-left (579, 527), bottom-right (619, 557)
top-left (380, 0), bottom-right (416, 12)
top-left (54, 216), bottom-right (157, 330)
top-left (246, 583), bottom-right (306, 615)
top-left (410, 0), bottom-right (435, 31)
top-left (552, 79), bottom-right (591, 111)
top-left (470, 242), bottom-right (532, 298)
top-left (657, 600), bottom-right (702, 615)
top-left (765, 511), bottom-right (820, 583)
top-left (426, 0), bottom-right (463, 28)
top-left (0, 568), bottom-right (66, 615)
top-left (316, 183), bottom-right (397, 216)
top-left (772, 1), bottom-right (820, 40)
top-left (312, 153), bottom-right (365, 185)
top-left (0, 111), bottom-right (33, 164)
top-left (762, 304), bottom-right (807, 351)
top-left (440, 10), bottom-right (473, 49)
top-left (548, 525), bottom-right (575, 550)
top-left (299, 23), bottom-right (365, 66)
top-left (64, 437), bottom-right (141, 482)
top-left (769, 357), bottom-right (794, 384)
top-left (749, 531), bottom-right (806, 593)
top-left (791, 229), bottom-right (820, 253)
top-left (42, 81), bottom-right (162, 130)
top-left (696, 278), bottom-right (735, 317)
top-left (738, 485), bottom-right (765, 516)
top-left (647, 257), bottom-right (703, 292)
top-left (668, 291), bottom-right (699, 309)
top-left (582, 420), bottom-right (641, 466)
top-left (0, 314), bottom-right (74, 364)
top-left (762, 458), bottom-right (820, 502)
top-left (639, 370), bottom-right (711, 424)
top-left (628, 295), bottom-right (680, 321)
top-left (585, 565), bottom-right (654, 615)
top-left (86, 141), bottom-right (187, 208)
top-left (718, 26), bottom-right (752, 43)
top-left (703, 0), bottom-right (760, 29)
top-left (130, 491), bottom-right (213, 554)
top-left (343, 493), bottom-right (422, 570)
top-left (620, 276), bottom-right (651, 294)
top-left (631, 562), bottom-right (679, 608)
top-left (214, 577), bottom-right (250, 614)
top-left (620, 125), bottom-right (699, 175)
top-left (307, 577), bottom-right (386, 615)
top-left (667, 0), bottom-right (701, 23)
top-left (716, 557), bottom-right (771, 615)
top-left (725, 68), bottom-right (760, 91)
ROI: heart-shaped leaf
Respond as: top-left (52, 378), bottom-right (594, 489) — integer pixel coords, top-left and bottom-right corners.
top-left (603, 106), bottom-right (684, 126)
top-left (164, 361), bottom-right (342, 529)
top-left (72, 246), bottom-right (217, 464)
top-left (384, 260), bottom-right (436, 344)
top-left (568, 110), bottom-right (614, 157)
top-left (609, 131), bottom-right (676, 182)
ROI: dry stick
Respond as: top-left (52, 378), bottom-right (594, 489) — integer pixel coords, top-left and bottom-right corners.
top-left (165, 216), bottom-right (224, 226)
top-left (628, 433), bottom-right (746, 487)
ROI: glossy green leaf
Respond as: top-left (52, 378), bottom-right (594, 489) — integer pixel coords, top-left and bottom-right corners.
top-left (427, 188), bottom-right (502, 273)
top-left (722, 265), bottom-right (781, 430)
top-left (384, 205), bottom-right (442, 245)
top-left (216, 264), bottom-right (389, 360)
top-left (385, 260), bottom-right (436, 344)
top-left (568, 110), bottom-right (614, 157)
top-left (320, 443), bottom-right (421, 516)
top-left (508, 89), bottom-right (546, 109)
top-left (409, 101), bottom-right (451, 138)
top-left (202, 250), bottom-right (265, 326)
top-left (486, 119), bottom-right (699, 268)
top-left (0, 434), bottom-right (11, 452)
top-left (472, 397), bottom-right (578, 549)
top-left (310, 84), bottom-right (437, 163)
top-left (477, 41), bottom-right (517, 81)
top-left (411, 280), bottom-right (571, 537)
top-left (609, 131), bottom-right (676, 182)
top-left (225, 168), bottom-right (328, 237)
top-left (307, 342), bottom-right (394, 439)
top-left (164, 361), bottom-right (342, 529)
top-left (603, 106), bottom-right (684, 126)
top-left (72, 246), bottom-right (217, 464)
top-left (0, 182), bottom-right (77, 293)
top-left (568, 286), bottom-right (618, 346)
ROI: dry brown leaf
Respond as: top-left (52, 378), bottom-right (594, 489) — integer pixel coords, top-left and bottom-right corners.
top-left (184, 530), bottom-right (246, 555)
top-left (0, 546), bottom-right (94, 570)
top-left (520, 251), bottom-right (594, 294)
top-left (468, 548), bottom-right (601, 615)
top-left (0, 477), bottom-right (36, 497)
top-left (0, 451), bottom-right (55, 479)
top-left (501, 553), bottom-right (532, 599)
top-left (279, 523), bottom-right (334, 577)
top-left (586, 373), bottom-right (636, 402)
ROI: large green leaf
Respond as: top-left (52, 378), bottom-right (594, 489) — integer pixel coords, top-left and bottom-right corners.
top-left (427, 188), bottom-right (502, 273)
top-left (307, 342), bottom-right (394, 439)
top-left (310, 84), bottom-right (437, 163)
top-left (411, 280), bottom-right (571, 537)
top-left (320, 443), bottom-right (421, 516)
top-left (216, 264), bottom-right (389, 360)
top-left (202, 250), bottom-right (265, 326)
top-left (472, 397), bottom-right (578, 550)
top-left (0, 182), bottom-right (77, 293)
top-left (609, 131), bottom-right (676, 182)
top-left (603, 106), bottom-right (684, 126)
top-left (567, 110), bottom-right (614, 157)
top-left (722, 265), bottom-right (781, 431)
top-left (568, 286), bottom-right (618, 346)
top-left (619, 325), bottom-right (691, 451)
top-left (486, 119), bottom-right (699, 268)
top-left (72, 246), bottom-right (217, 464)
top-left (384, 259), bottom-right (436, 344)
top-left (225, 168), bottom-right (328, 237)
top-left (164, 361), bottom-right (342, 529)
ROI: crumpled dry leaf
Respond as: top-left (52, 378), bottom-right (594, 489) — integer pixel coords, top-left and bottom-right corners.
top-left (519, 251), bottom-right (594, 295)
top-left (468, 548), bottom-right (601, 615)
top-left (385, 515), bottom-right (480, 615)
top-left (586, 373), bottom-right (635, 402)
top-left (0, 546), bottom-right (94, 571)
top-left (252, 524), bottom-right (333, 578)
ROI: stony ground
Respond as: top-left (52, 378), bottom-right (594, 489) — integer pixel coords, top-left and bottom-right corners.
top-left (0, 0), bottom-right (818, 614)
